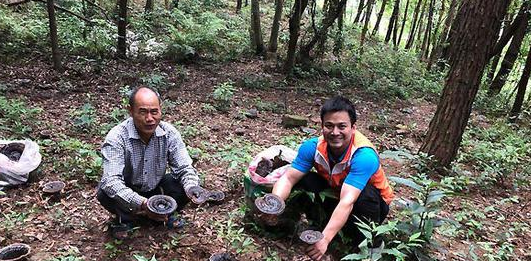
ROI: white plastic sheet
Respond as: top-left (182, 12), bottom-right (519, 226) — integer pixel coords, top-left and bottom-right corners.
top-left (0, 140), bottom-right (42, 188)
top-left (247, 145), bottom-right (297, 186)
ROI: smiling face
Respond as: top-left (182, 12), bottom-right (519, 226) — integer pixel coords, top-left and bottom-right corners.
top-left (128, 88), bottom-right (162, 143)
top-left (321, 111), bottom-right (355, 157)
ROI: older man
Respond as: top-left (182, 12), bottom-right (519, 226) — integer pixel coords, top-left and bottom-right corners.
top-left (97, 86), bottom-right (201, 239)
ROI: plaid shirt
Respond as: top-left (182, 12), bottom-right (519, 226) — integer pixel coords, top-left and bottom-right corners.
top-left (99, 117), bottom-right (199, 211)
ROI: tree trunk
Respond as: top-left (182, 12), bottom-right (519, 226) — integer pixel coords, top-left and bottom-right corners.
top-left (284, 0), bottom-right (309, 73)
top-left (334, 2), bottom-right (346, 55)
top-left (397, 0), bottom-right (410, 47)
top-left (251, 0), bottom-right (265, 55)
top-left (405, 0), bottom-right (423, 49)
top-left (46, 0), bottom-right (62, 71)
top-left (353, 0), bottom-right (365, 23)
top-left (509, 44), bottom-right (531, 122)
top-left (117, 0), bottom-right (127, 59)
top-left (385, 0), bottom-right (400, 43)
top-left (491, 8), bottom-right (524, 59)
top-left (420, 0), bottom-right (435, 60)
top-left (485, 14), bottom-right (513, 83)
top-left (391, 1), bottom-right (400, 46)
top-left (427, 0), bottom-right (456, 70)
top-left (144, 0), bottom-right (153, 12)
top-left (488, 3), bottom-right (529, 96)
top-left (414, 0), bottom-right (427, 52)
top-left (360, 0), bottom-right (375, 49)
top-left (420, 0), bottom-right (510, 166)
top-left (236, 0), bottom-right (242, 13)
top-left (268, 0), bottom-right (284, 52)
top-left (372, 0), bottom-right (389, 36)
top-left (298, 0), bottom-right (347, 63)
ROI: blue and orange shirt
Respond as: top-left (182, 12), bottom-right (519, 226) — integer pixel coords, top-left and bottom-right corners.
top-left (292, 130), bottom-right (394, 205)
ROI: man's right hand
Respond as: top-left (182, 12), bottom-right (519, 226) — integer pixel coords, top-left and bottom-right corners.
top-left (140, 200), bottom-right (168, 222)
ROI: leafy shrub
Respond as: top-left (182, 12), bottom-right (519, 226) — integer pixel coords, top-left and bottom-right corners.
top-left (212, 81), bottom-right (236, 112)
top-left (458, 120), bottom-right (531, 188)
top-left (0, 95), bottom-right (42, 137)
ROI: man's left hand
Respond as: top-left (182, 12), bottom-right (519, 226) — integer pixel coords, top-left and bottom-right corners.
top-left (306, 238), bottom-right (329, 261)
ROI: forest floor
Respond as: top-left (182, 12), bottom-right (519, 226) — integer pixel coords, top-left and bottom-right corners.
top-left (0, 57), bottom-right (530, 261)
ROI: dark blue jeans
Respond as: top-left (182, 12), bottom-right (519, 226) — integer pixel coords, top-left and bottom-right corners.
top-left (97, 174), bottom-right (189, 223)
top-left (293, 172), bottom-right (390, 248)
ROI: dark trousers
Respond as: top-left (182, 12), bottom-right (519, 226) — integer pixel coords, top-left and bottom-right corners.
top-left (293, 172), bottom-right (389, 248)
top-left (97, 174), bottom-right (189, 223)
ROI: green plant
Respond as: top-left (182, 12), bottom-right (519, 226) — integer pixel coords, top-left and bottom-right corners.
top-left (458, 120), bottom-right (531, 188)
top-left (51, 138), bottom-right (102, 182)
top-left (0, 210), bottom-right (30, 231)
top-left (215, 212), bottom-right (257, 254)
top-left (47, 246), bottom-right (84, 261)
top-left (342, 220), bottom-right (424, 261)
top-left (212, 81), bottom-right (235, 112)
top-left (141, 73), bottom-right (167, 89)
top-left (0, 95), bottom-right (42, 137)
top-left (105, 240), bottom-right (123, 259)
top-left (279, 134), bottom-right (305, 149)
top-left (72, 103), bottom-right (97, 133)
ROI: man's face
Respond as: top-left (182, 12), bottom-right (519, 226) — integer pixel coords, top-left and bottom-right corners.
top-left (129, 89), bottom-right (162, 141)
top-left (322, 111), bottom-right (355, 155)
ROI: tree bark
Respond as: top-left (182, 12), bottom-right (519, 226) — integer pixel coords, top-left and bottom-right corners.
top-left (420, 0), bottom-right (435, 60)
top-left (298, 0), bottom-right (347, 63)
top-left (420, 0), bottom-right (510, 166)
top-left (334, 2), bottom-right (346, 55)
top-left (397, 0), bottom-right (410, 47)
top-left (284, 0), bottom-right (309, 73)
top-left (405, 0), bottom-right (423, 49)
top-left (385, 0), bottom-right (400, 43)
top-left (509, 44), bottom-right (531, 122)
top-left (491, 8), bottom-right (524, 59)
top-left (268, 0), bottom-right (284, 52)
top-left (46, 0), bottom-right (62, 71)
top-left (372, 0), bottom-right (389, 36)
top-left (236, 0), bottom-right (242, 13)
top-left (488, 2), bottom-right (529, 96)
top-left (427, 0), bottom-right (456, 70)
top-left (144, 0), bottom-right (153, 12)
top-left (251, 0), bottom-right (265, 55)
top-left (117, 0), bottom-right (127, 59)
top-left (360, 0), bottom-right (375, 49)
top-left (353, 0), bottom-right (366, 23)
top-left (414, 0), bottom-right (427, 52)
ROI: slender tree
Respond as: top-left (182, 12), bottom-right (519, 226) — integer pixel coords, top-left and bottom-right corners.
top-left (46, 0), bottom-right (62, 70)
top-left (145, 0), bottom-right (153, 12)
top-left (372, 0), bottom-right (389, 36)
top-left (236, 0), bottom-right (242, 13)
top-left (485, 13), bottom-right (514, 82)
top-left (420, 0), bottom-right (435, 60)
top-left (509, 44), bottom-right (531, 122)
top-left (397, 0), bottom-right (410, 47)
top-left (360, 0), bottom-right (375, 49)
top-left (117, 0), bottom-right (127, 58)
top-left (334, 3), bottom-right (346, 55)
top-left (405, 0), bottom-right (423, 49)
top-left (489, 2), bottom-right (529, 96)
top-left (298, 0), bottom-right (347, 63)
top-left (427, 0), bottom-right (457, 70)
top-left (284, 0), bottom-right (309, 73)
top-left (385, 0), bottom-right (400, 43)
top-left (420, 0), bottom-right (511, 166)
top-left (353, 0), bottom-right (366, 23)
top-left (251, 0), bottom-right (265, 55)
top-left (414, 0), bottom-right (427, 52)
top-left (268, 0), bottom-right (284, 52)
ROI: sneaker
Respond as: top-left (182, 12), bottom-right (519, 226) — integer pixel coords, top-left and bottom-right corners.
top-left (167, 215), bottom-right (186, 229)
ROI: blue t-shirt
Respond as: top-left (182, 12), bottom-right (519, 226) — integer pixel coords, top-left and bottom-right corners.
top-left (291, 137), bottom-right (379, 190)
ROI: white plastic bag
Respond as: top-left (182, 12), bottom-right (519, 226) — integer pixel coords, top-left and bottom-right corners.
top-left (247, 145), bottom-right (297, 186)
top-left (0, 140), bottom-right (42, 188)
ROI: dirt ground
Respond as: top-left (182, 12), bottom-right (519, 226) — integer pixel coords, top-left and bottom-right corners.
top-left (0, 57), bottom-right (530, 261)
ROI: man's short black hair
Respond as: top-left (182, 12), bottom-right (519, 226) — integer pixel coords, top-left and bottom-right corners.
top-left (128, 86), bottom-right (162, 108)
top-left (320, 96), bottom-right (357, 125)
